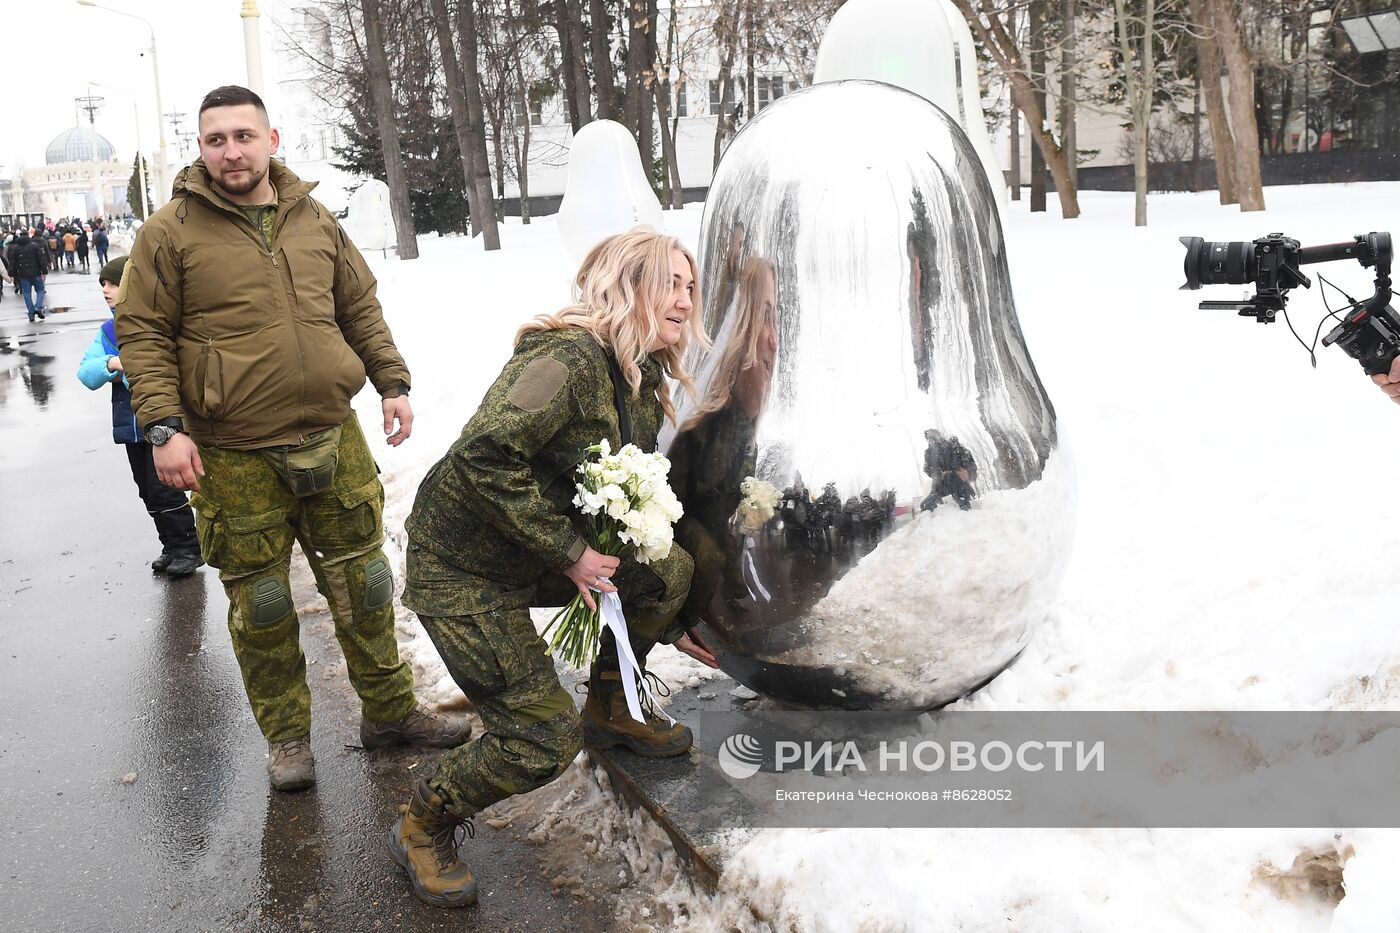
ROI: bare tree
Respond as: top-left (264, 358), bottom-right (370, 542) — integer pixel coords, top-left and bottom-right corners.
top-left (426, 0), bottom-right (499, 247)
top-left (953, 0), bottom-right (1081, 218)
top-left (1059, 0), bottom-right (1078, 189)
top-left (1114, 0), bottom-right (1156, 225)
top-left (654, 0), bottom-right (684, 207)
top-left (1187, 0), bottom-right (1237, 203)
top-left (590, 0), bottom-right (618, 119)
top-left (359, 0), bottom-right (418, 258)
top-left (455, 0), bottom-right (503, 245)
top-left (1208, 0), bottom-right (1264, 210)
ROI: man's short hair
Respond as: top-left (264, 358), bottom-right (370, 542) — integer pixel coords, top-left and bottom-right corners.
top-left (199, 85), bottom-right (268, 121)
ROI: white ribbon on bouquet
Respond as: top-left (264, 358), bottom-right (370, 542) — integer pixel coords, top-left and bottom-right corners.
top-left (596, 580), bottom-right (675, 726)
top-left (741, 535), bottom-right (772, 602)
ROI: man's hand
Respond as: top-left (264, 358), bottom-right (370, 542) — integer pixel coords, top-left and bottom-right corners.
top-left (1371, 356), bottom-right (1400, 405)
top-left (674, 627), bottom-right (719, 668)
top-left (957, 468), bottom-right (970, 482)
top-left (564, 546), bottom-right (621, 612)
top-left (154, 433), bottom-right (205, 491)
top-left (107, 355), bottom-right (123, 373)
top-left (382, 395), bottom-right (414, 446)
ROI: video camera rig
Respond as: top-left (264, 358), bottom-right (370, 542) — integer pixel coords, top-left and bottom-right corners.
top-left (1180, 232), bottom-right (1397, 376)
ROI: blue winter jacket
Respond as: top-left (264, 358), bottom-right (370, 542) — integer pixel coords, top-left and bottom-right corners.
top-left (77, 318), bottom-right (141, 444)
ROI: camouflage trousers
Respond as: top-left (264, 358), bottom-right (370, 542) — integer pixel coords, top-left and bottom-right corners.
top-left (191, 416), bottom-right (416, 743)
top-left (406, 541), bottom-right (693, 819)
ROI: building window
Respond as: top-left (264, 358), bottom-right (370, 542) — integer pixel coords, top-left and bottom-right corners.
top-left (676, 81), bottom-right (688, 118)
top-left (709, 79), bottom-right (733, 117)
top-left (758, 76), bottom-right (787, 111)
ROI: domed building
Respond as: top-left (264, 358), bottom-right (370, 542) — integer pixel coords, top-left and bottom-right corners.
top-left (12, 122), bottom-right (134, 220)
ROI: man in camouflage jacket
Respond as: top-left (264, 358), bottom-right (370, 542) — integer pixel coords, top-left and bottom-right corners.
top-left (115, 85), bottom-right (467, 792)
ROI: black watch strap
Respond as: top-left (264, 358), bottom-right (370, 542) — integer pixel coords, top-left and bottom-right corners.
top-left (145, 416), bottom-right (185, 432)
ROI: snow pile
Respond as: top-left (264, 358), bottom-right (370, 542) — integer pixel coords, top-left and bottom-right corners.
top-left (349, 184), bottom-right (1400, 929)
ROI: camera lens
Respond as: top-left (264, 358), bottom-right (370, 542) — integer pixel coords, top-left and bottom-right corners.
top-left (1180, 237), bottom-right (1256, 289)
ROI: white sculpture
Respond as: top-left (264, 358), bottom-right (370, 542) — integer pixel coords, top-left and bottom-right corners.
top-left (814, 0), bottom-right (1007, 207)
top-left (344, 178), bottom-right (396, 254)
top-left (557, 120), bottom-right (664, 268)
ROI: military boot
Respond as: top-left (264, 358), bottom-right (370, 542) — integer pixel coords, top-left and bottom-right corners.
top-left (388, 778), bottom-right (478, 908)
top-left (268, 736), bottom-right (315, 792)
top-left (361, 703), bottom-right (472, 751)
top-left (582, 667), bottom-right (693, 757)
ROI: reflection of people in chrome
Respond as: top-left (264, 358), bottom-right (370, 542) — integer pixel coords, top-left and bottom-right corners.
top-left (670, 257), bottom-right (779, 632)
top-left (921, 429), bottom-right (977, 511)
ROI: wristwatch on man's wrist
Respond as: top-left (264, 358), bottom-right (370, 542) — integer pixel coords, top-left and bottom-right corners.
top-left (145, 418), bottom-right (185, 446)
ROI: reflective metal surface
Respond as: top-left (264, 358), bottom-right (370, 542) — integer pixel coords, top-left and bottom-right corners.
top-left (666, 81), bottom-right (1074, 710)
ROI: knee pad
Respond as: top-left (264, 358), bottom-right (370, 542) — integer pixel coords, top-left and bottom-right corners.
top-left (248, 575), bottom-right (294, 628)
top-left (363, 555), bottom-right (393, 611)
top-left (321, 549), bottom-right (394, 623)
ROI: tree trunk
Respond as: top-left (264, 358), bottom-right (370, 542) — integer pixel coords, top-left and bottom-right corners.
top-left (744, 0), bottom-right (756, 119)
top-left (659, 0), bottom-right (683, 208)
top-left (640, 0), bottom-right (658, 169)
top-left (1209, 0), bottom-right (1264, 210)
top-left (1188, 0), bottom-right (1236, 204)
top-left (359, 0), bottom-right (418, 259)
top-left (1059, 0), bottom-right (1077, 189)
top-left (1029, 0), bottom-right (1047, 213)
top-left (554, 0), bottom-right (583, 130)
top-left (456, 0), bottom-right (501, 249)
top-left (712, 0), bottom-right (740, 171)
top-left (565, 0), bottom-right (593, 125)
top-left (1115, 0), bottom-right (1153, 226)
top-left (953, 0), bottom-right (1079, 218)
top-left (514, 76), bottom-right (532, 223)
top-left (427, 0), bottom-right (485, 240)
top-left (589, 0), bottom-right (617, 120)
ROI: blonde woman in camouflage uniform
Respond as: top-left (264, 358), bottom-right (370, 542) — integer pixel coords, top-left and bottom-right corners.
top-left (390, 228), bottom-right (720, 908)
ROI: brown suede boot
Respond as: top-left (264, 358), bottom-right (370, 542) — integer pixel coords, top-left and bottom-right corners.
top-left (267, 736), bottom-right (315, 792)
top-left (361, 703), bottom-right (472, 751)
top-left (582, 668), bottom-right (693, 757)
top-left (387, 779), bottom-right (478, 908)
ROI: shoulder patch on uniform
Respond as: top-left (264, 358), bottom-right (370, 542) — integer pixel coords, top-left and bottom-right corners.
top-left (506, 356), bottom-right (569, 412)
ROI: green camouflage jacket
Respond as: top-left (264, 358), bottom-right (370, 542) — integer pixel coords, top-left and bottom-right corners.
top-left (404, 327), bottom-right (665, 613)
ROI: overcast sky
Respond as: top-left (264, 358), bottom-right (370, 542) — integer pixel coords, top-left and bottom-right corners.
top-left (6, 1), bottom-right (302, 177)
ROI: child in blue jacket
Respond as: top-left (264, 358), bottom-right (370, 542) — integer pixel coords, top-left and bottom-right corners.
top-left (78, 256), bottom-right (203, 577)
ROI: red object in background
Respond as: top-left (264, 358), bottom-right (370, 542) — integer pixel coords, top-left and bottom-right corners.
top-left (1320, 129), bottom-right (1334, 152)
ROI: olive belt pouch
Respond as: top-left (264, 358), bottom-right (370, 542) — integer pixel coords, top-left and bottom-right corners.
top-left (260, 425), bottom-right (342, 497)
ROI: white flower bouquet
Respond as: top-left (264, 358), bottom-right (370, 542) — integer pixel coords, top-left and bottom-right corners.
top-left (543, 439), bottom-right (684, 668)
top-left (736, 476), bottom-right (781, 535)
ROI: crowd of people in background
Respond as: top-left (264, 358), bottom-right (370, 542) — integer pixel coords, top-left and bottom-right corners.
top-left (1, 215), bottom-right (119, 320)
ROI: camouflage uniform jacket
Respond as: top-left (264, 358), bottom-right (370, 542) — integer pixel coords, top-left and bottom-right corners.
top-left (404, 327), bottom-right (665, 615)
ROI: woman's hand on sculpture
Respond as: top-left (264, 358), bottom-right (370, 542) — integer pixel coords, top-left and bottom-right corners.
top-left (674, 627), bottom-right (719, 668)
top-left (565, 546), bottom-right (620, 612)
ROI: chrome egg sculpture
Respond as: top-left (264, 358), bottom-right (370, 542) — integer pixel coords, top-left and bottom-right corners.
top-left (664, 81), bottom-right (1074, 710)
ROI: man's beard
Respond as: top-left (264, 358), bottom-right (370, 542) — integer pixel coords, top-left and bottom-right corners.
top-left (215, 164), bottom-right (266, 196)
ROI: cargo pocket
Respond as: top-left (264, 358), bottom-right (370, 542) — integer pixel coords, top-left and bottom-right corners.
top-left (336, 476), bottom-right (385, 547)
top-left (197, 503), bottom-right (293, 575)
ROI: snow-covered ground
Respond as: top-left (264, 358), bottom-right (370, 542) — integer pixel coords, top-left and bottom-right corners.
top-left (353, 182), bottom-right (1400, 931)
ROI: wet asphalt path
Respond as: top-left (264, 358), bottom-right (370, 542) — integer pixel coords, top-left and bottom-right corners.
top-left (0, 273), bottom-right (612, 932)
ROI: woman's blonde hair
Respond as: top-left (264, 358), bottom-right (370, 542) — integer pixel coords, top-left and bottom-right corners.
top-left (516, 227), bottom-right (706, 423)
top-left (680, 256), bottom-right (777, 432)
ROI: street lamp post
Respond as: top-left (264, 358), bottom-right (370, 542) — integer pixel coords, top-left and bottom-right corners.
top-left (242, 1), bottom-right (265, 95)
top-left (89, 81), bottom-right (150, 219)
top-left (77, 0), bottom-right (170, 208)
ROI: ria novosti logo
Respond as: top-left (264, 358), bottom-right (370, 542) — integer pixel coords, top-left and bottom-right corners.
top-left (718, 733), bottom-right (765, 779)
